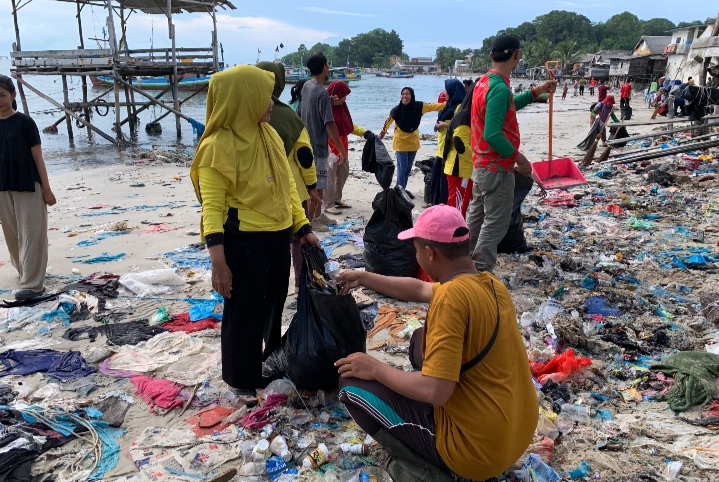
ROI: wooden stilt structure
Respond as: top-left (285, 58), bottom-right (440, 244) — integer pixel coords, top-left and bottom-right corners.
top-left (8, 0), bottom-right (235, 147)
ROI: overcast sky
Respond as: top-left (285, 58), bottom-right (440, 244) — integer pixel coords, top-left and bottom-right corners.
top-left (2, 1), bottom-right (717, 65)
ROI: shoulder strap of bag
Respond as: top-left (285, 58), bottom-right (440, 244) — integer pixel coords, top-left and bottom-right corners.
top-left (460, 279), bottom-right (500, 374)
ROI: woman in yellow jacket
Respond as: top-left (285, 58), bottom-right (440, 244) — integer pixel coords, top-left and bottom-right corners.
top-left (257, 62), bottom-right (322, 293)
top-left (190, 65), bottom-right (321, 398)
top-left (379, 87), bottom-right (444, 190)
top-left (443, 82), bottom-right (475, 217)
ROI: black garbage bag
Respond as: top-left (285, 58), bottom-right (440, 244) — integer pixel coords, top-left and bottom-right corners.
top-left (498, 171), bottom-right (534, 254)
top-left (262, 245), bottom-right (365, 390)
top-left (415, 158), bottom-right (435, 204)
top-left (577, 118), bottom-right (602, 151)
top-left (362, 134), bottom-right (396, 190)
top-left (364, 185), bottom-right (418, 277)
top-left (609, 125), bottom-right (630, 148)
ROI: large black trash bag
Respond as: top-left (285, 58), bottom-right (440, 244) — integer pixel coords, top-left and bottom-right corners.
top-left (498, 171), bottom-right (534, 254)
top-left (364, 185), bottom-right (418, 277)
top-left (262, 245), bottom-right (365, 390)
top-left (362, 134), bottom-right (396, 189)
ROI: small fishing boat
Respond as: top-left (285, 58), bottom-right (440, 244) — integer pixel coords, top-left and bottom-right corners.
top-left (90, 73), bottom-right (212, 91)
top-left (379, 71), bottom-right (414, 79)
top-left (283, 66), bottom-right (361, 85)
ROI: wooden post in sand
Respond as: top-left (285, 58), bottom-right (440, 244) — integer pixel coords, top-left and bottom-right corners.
top-left (61, 75), bottom-right (74, 142)
top-left (10, 0), bottom-right (29, 115)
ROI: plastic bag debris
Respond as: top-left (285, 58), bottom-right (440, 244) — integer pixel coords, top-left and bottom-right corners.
top-left (119, 269), bottom-right (188, 297)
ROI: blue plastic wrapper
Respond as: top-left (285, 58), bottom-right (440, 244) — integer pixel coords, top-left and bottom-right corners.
top-left (523, 453), bottom-right (560, 482)
top-left (584, 296), bottom-right (622, 317)
top-left (266, 456), bottom-right (298, 481)
top-left (188, 292), bottom-right (223, 321)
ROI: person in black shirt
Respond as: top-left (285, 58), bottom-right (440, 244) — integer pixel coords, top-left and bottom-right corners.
top-left (0, 75), bottom-right (56, 300)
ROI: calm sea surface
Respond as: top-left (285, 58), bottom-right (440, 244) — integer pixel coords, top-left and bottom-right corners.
top-left (1, 59), bottom-right (512, 172)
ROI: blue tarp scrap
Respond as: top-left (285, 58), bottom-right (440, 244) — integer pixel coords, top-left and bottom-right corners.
top-left (164, 246), bottom-right (211, 270)
top-left (77, 231), bottom-right (130, 247)
top-left (41, 300), bottom-right (75, 327)
top-left (187, 117), bottom-right (205, 138)
top-left (0, 349), bottom-right (64, 377)
top-left (188, 291), bottom-right (223, 321)
top-left (73, 252), bottom-right (126, 264)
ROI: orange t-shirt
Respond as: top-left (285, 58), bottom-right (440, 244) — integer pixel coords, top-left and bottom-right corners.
top-left (422, 273), bottom-right (538, 480)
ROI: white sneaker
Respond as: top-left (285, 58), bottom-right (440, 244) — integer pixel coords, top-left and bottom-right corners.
top-left (317, 212), bottom-right (338, 226)
top-left (310, 219), bottom-right (330, 232)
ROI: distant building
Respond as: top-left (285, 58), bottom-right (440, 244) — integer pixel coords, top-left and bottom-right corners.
top-left (411, 57), bottom-right (433, 63)
top-left (606, 36), bottom-right (670, 85)
top-left (665, 24), bottom-right (716, 82)
top-left (392, 60), bottom-right (438, 73)
top-left (389, 55), bottom-right (403, 66)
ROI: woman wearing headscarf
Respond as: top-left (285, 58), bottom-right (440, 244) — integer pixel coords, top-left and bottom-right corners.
top-left (429, 91), bottom-right (449, 207)
top-left (323, 80), bottom-right (372, 215)
top-left (434, 79), bottom-right (467, 195)
top-left (380, 88), bottom-right (445, 190)
top-left (190, 65), bottom-right (322, 399)
top-left (443, 82), bottom-right (475, 217)
top-left (256, 61), bottom-right (321, 294)
top-left (289, 79), bottom-right (308, 113)
top-left (590, 95), bottom-right (620, 146)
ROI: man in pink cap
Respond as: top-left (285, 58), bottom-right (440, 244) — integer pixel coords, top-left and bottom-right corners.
top-left (335, 205), bottom-right (537, 482)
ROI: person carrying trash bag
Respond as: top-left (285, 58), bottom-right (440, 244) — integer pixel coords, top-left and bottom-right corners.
top-left (190, 65), bottom-right (322, 405)
top-left (335, 205), bottom-right (538, 482)
top-left (256, 61), bottom-right (321, 294)
top-left (262, 245), bottom-right (366, 389)
top-left (361, 133), bottom-right (418, 278)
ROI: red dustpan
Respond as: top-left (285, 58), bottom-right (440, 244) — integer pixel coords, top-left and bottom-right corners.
top-left (531, 61), bottom-right (587, 190)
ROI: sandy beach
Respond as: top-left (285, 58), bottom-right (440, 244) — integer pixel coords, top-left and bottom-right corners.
top-left (2, 89), bottom-right (718, 481)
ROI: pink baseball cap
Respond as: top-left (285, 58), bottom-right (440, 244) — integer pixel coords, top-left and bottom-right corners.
top-left (398, 205), bottom-right (470, 243)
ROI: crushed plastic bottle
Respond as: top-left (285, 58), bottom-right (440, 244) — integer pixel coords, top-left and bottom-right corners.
top-left (560, 404), bottom-right (590, 424)
top-left (535, 300), bottom-right (563, 325)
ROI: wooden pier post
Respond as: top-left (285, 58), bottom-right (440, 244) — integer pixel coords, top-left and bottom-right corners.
top-left (106, 0), bottom-right (122, 139)
top-left (10, 0), bottom-right (29, 115)
top-left (167, 0), bottom-right (181, 139)
top-left (61, 75), bottom-right (74, 142)
top-left (76, 0), bottom-right (92, 138)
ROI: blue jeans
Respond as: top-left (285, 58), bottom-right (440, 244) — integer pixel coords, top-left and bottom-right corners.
top-left (396, 151), bottom-right (417, 189)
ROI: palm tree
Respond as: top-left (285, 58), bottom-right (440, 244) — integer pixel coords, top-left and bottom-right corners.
top-left (552, 40), bottom-right (581, 71)
top-left (526, 38), bottom-right (554, 68)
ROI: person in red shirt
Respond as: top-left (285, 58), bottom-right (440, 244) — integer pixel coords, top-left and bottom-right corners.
top-left (466, 34), bottom-right (556, 272)
top-left (589, 78), bottom-right (597, 96)
top-left (620, 80), bottom-right (632, 108)
top-left (597, 80), bottom-right (609, 102)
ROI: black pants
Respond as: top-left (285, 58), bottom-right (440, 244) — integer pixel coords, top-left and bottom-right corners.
top-left (221, 226), bottom-right (291, 389)
top-left (620, 97), bottom-right (630, 108)
top-left (430, 157), bottom-right (448, 205)
top-left (338, 328), bottom-right (449, 470)
top-left (589, 87), bottom-right (595, 96)
top-left (579, 86), bottom-right (585, 95)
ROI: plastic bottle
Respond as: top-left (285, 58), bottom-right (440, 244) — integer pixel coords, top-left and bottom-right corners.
top-left (536, 414), bottom-right (559, 441)
top-left (302, 443), bottom-right (330, 469)
top-left (269, 435), bottom-right (292, 462)
top-left (560, 403), bottom-right (590, 424)
top-left (339, 443), bottom-right (369, 455)
top-left (253, 439), bottom-right (270, 461)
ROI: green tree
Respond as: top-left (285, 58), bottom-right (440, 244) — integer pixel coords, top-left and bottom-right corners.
top-left (677, 20), bottom-right (704, 28)
top-left (435, 46), bottom-right (463, 70)
top-left (552, 40), bottom-right (581, 70)
top-left (525, 38), bottom-right (554, 68)
top-left (334, 28), bottom-right (403, 67)
top-left (601, 12), bottom-right (643, 50)
top-left (533, 10), bottom-right (594, 46)
top-left (505, 21), bottom-right (537, 43)
top-left (641, 18), bottom-right (676, 36)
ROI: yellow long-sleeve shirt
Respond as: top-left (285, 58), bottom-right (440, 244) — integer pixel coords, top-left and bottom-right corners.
top-left (436, 105), bottom-right (461, 158)
top-left (382, 103), bottom-right (445, 152)
top-left (444, 124), bottom-right (473, 179)
top-left (289, 128), bottom-right (317, 203)
top-left (198, 160), bottom-right (309, 238)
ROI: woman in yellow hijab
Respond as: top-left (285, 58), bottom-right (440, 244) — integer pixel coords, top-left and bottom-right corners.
top-left (191, 65), bottom-right (321, 398)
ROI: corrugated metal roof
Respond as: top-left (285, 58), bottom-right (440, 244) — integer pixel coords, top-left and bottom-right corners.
top-left (118, 0), bottom-right (235, 14)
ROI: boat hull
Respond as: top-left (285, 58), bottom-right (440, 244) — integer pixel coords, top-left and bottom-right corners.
top-left (90, 75), bottom-right (210, 91)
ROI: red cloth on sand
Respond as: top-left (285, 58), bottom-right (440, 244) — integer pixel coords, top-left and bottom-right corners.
top-left (130, 375), bottom-right (185, 412)
top-left (162, 312), bottom-right (220, 333)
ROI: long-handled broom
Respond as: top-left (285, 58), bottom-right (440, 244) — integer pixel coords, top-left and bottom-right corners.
top-left (594, 116), bottom-right (626, 164)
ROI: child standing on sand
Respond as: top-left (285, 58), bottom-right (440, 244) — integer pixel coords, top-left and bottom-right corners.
top-left (562, 83), bottom-right (569, 100)
top-left (0, 75), bottom-right (56, 301)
